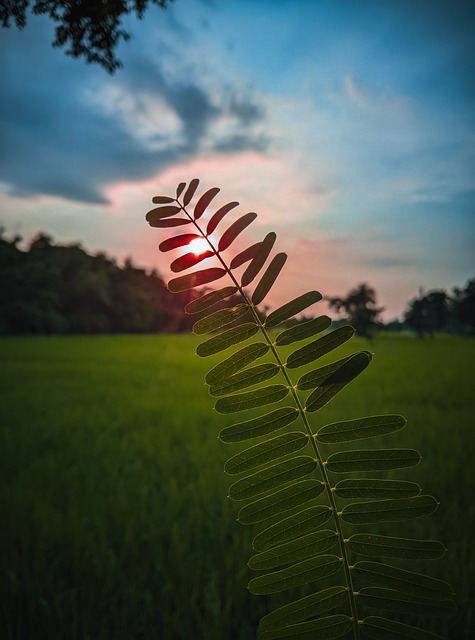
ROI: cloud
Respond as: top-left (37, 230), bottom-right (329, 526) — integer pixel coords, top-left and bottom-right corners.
top-left (0, 12), bottom-right (269, 205)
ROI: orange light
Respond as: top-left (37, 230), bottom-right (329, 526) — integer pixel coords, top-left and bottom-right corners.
top-left (188, 237), bottom-right (209, 256)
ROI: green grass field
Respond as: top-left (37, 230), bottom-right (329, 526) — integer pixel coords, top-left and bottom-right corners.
top-left (1, 333), bottom-right (474, 639)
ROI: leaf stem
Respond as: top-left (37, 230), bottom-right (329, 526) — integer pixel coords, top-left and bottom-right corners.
top-left (178, 201), bottom-right (360, 639)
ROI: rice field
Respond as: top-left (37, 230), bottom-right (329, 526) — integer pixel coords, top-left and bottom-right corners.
top-left (0, 333), bottom-right (474, 639)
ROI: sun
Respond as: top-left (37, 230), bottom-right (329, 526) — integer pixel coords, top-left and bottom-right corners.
top-left (188, 237), bottom-right (210, 256)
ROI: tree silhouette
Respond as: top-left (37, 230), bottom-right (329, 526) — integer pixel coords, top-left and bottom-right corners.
top-left (326, 283), bottom-right (384, 339)
top-left (0, 0), bottom-right (174, 73)
top-left (404, 289), bottom-right (450, 339)
top-left (452, 278), bottom-right (475, 336)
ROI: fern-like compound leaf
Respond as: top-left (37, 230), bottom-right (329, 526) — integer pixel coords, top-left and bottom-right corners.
top-left (145, 181), bottom-right (454, 640)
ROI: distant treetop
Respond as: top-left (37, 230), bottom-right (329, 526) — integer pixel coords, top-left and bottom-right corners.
top-left (0, 0), bottom-right (174, 73)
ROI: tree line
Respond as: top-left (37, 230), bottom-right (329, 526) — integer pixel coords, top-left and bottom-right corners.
top-left (1, 232), bottom-right (473, 336)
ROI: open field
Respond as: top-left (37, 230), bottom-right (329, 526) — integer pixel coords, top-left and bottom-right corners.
top-left (1, 333), bottom-right (474, 639)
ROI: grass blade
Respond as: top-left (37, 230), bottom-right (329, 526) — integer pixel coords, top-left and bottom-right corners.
top-left (305, 351), bottom-right (372, 412)
top-left (224, 431), bottom-right (308, 475)
top-left (210, 363), bottom-right (279, 397)
top-left (196, 322), bottom-right (259, 357)
top-left (206, 201), bottom-right (239, 235)
top-left (241, 232), bottom-right (277, 287)
top-left (352, 561), bottom-right (453, 601)
top-left (249, 529), bottom-right (338, 570)
top-left (194, 186), bottom-right (220, 220)
top-left (229, 456), bottom-right (317, 500)
top-left (341, 495), bottom-right (438, 524)
top-left (252, 253), bottom-right (287, 305)
top-left (168, 267), bottom-right (226, 293)
top-left (326, 449), bottom-right (421, 473)
top-left (275, 316), bottom-right (332, 346)
top-left (286, 326), bottom-right (355, 369)
top-left (184, 286), bottom-right (238, 314)
top-left (357, 587), bottom-right (456, 617)
top-left (248, 554), bottom-right (341, 595)
top-left (361, 616), bottom-right (447, 640)
top-left (347, 534), bottom-right (446, 560)
top-left (238, 480), bottom-right (325, 524)
top-left (219, 407), bottom-right (299, 443)
top-left (218, 212), bottom-right (257, 252)
top-left (253, 505), bottom-right (332, 551)
top-left (334, 479), bottom-right (421, 499)
top-left (259, 586), bottom-right (348, 631)
top-left (193, 304), bottom-right (249, 335)
top-left (265, 291), bottom-right (322, 327)
top-left (316, 415), bottom-right (406, 443)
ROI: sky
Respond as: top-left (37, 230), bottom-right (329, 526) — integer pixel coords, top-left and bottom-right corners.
top-left (1, 0), bottom-right (474, 320)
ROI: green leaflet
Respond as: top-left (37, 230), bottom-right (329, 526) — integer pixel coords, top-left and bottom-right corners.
top-left (253, 504), bottom-right (332, 551)
top-left (170, 250), bottom-right (214, 273)
top-left (286, 325), bottom-right (355, 369)
top-left (334, 479), bottom-right (421, 499)
top-left (239, 479), bottom-right (325, 525)
top-left (168, 267), bottom-right (226, 292)
top-left (252, 253), bottom-right (287, 305)
top-left (229, 456), bottom-right (317, 500)
top-left (182, 177), bottom-right (199, 206)
top-left (248, 529), bottom-right (338, 570)
top-left (215, 384), bottom-right (289, 414)
top-left (193, 186), bottom-right (220, 219)
top-left (196, 322), bottom-right (259, 357)
top-left (346, 534), bottom-right (446, 560)
top-left (361, 616), bottom-right (447, 640)
top-left (316, 415), bottom-right (406, 443)
top-left (192, 303), bottom-right (249, 335)
top-left (258, 586), bottom-right (348, 631)
top-left (210, 363), bottom-right (280, 397)
top-left (249, 554), bottom-right (342, 596)
top-left (305, 351), bottom-right (372, 412)
top-left (219, 407), bottom-right (299, 443)
top-left (296, 353), bottom-right (356, 390)
top-left (184, 286), bottom-right (238, 314)
top-left (230, 241), bottom-right (262, 269)
top-left (357, 588), bottom-right (456, 617)
top-left (241, 232), bottom-right (277, 287)
top-left (206, 201), bottom-right (240, 236)
top-left (340, 495), bottom-right (438, 524)
top-left (145, 204), bottom-right (181, 221)
top-left (218, 212), bottom-right (258, 252)
top-left (265, 291), bottom-right (322, 328)
top-left (275, 315), bottom-right (332, 346)
top-left (147, 181), bottom-right (453, 640)
top-left (259, 615), bottom-right (352, 640)
top-left (160, 233), bottom-right (202, 253)
top-left (224, 431), bottom-right (308, 475)
top-left (326, 449), bottom-right (421, 473)
top-left (352, 561), bottom-right (453, 601)
top-left (205, 342), bottom-right (269, 385)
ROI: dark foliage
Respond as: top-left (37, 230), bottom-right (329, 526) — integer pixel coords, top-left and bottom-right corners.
top-left (0, 0), bottom-right (174, 73)
top-left (0, 231), bottom-right (195, 334)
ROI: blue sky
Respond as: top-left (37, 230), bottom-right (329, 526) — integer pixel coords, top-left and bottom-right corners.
top-left (1, 0), bottom-right (474, 319)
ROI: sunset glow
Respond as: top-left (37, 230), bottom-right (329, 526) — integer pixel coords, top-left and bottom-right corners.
top-left (188, 237), bottom-right (210, 256)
